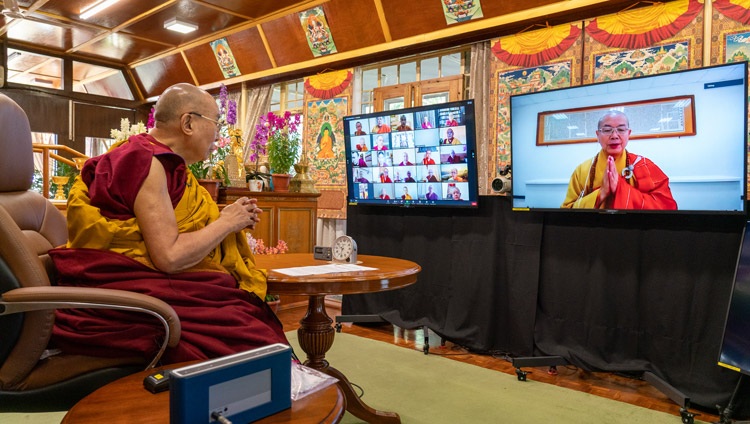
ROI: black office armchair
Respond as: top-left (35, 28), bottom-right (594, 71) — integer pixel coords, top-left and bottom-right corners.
top-left (0, 93), bottom-right (181, 412)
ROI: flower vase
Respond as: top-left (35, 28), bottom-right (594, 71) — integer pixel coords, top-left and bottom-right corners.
top-left (224, 155), bottom-right (246, 187)
top-left (197, 179), bottom-right (221, 201)
top-left (248, 179), bottom-right (264, 192)
top-left (271, 174), bottom-right (291, 192)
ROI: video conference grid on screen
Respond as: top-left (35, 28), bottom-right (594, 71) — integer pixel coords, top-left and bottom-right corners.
top-left (345, 101), bottom-right (477, 207)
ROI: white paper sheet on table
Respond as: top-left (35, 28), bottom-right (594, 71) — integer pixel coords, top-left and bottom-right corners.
top-left (272, 264), bottom-right (377, 276)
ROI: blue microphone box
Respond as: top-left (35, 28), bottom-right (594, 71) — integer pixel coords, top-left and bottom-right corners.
top-left (169, 343), bottom-right (291, 424)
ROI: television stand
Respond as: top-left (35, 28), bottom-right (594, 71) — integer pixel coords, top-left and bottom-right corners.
top-left (511, 356), bottom-right (568, 381)
top-left (643, 372), bottom-right (698, 424)
top-left (334, 314), bottom-right (433, 355)
top-left (715, 374), bottom-right (750, 424)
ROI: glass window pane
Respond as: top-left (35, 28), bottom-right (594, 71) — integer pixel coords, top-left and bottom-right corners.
top-left (7, 48), bottom-right (62, 90)
top-left (381, 65), bottom-right (398, 87)
top-left (422, 92), bottom-right (449, 106)
top-left (399, 62), bottom-right (416, 84)
top-left (384, 97), bottom-right (405, 110)
top-left (420, 57), bottom-right (439, 80)
top-left (363, 68), bottom-right (379, 90)
top-left (85, 136), bottom-right (115, 158)
top-left (73, 61), bottom-right (133, 100)
top-left (441, 53), bottom-right (462, 77)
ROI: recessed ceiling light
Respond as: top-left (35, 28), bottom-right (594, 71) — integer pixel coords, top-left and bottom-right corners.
top-left (80, 0), bottom-right (120, 20)
top-left (164, 18), bottom-right (198, 34)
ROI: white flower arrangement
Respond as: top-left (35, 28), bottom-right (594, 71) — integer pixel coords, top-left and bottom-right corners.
top-left (110, 118), bottom-right (148, 142)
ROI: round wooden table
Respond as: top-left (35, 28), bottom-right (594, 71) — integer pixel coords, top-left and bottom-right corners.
top-left (61, 362), bottom-right (345, 424)
top-left (256, 254), bottom-right (421, 424)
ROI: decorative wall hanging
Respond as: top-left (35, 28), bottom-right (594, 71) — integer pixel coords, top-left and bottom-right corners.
top-left (303, 96), bottom-right (349, 218)
top-left (210, 38), bottom-right (241, 79)
top-left (583, 0), bottom-right (704, 83)
top-left (488, 23), bottom-right (583, 189)
top-left (299, 6), bottom-right (338, 57)
top-left (304, 70), bottom-right (353, 99)
top-left (442, 0), bottom-right (484, 25)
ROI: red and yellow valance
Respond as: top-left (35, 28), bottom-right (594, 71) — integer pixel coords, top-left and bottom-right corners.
top-left (491, 24), bottom-right (581, 67)
top-left (713, 0), bottom-right (750, 24)
top-left (585, 0), bottom-right (703, 49)
top-left (304, 70), bottom-right (353, 99)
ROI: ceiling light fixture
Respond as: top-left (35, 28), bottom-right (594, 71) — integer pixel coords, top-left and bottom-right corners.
top-left (79, 0), bottom-right (120, 20)
top-left (164, 17), bottom-right (198, 34)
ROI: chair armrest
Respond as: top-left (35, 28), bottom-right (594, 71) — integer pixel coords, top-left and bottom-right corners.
top-left (0, 286), bottom-right (181, 369)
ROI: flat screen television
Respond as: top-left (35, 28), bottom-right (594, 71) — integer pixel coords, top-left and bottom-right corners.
top-left (343, 99), bottom-right (479, 208)
top-left (509, 61), bottom-right (748, 214)
top-left (718, 221), bottom-right (750, 376)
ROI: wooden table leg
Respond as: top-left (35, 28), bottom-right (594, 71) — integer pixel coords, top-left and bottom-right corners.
top-left (297, 295), bottom-right (401, 424)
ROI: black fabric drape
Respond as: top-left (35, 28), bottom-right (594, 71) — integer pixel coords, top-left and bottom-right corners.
top-left (343, 196), bottom-right (749, 417)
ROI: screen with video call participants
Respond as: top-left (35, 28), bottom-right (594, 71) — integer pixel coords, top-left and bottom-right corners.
top-left (344, 99), bottom-right (478, 208)
top-left (509, 61), bottom-right (747, 214)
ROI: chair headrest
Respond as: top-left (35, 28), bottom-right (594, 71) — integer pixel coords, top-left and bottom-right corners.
top-left (0, 94), bottom-right (33, 192)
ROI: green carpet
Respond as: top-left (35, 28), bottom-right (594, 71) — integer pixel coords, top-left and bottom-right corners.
top-left (286, 331), bottom-right (709, 424)
top-left (3, 331), bottom-right (710, 424)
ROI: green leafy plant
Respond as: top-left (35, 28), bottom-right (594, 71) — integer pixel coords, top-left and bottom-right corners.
top-left (188, 161), bottom-right (211, 179)
top-left (256, 111), bottom-right (301, 175)
top-left (188, 84), bottom-right (236, 187)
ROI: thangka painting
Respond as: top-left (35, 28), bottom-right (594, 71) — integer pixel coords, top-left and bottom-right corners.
top-left (582, 0), bottom-right (703, 83)
top-left (494, 63), bottom-right (573, 170)
top-left (303, 97), bottom-right (349, 218)
top-left (488, 23), bottom-right (582, 194)
top-left (725, 32), bottom-right (750, 62)
top-left (592, 42), bottom-right (690, 83)
top-left (299, 6), bottom-right (337, 57)
top-left (209, 38), bottom-right (241, 79)
top-left (442, 0), bottom-right (483, 25)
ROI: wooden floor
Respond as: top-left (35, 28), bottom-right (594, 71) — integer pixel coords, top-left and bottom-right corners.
top-left (277, 300), bottom-right (721, 423)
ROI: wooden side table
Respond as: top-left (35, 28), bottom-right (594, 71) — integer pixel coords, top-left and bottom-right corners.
top-left (61, 363), bottom-right (345, 424)
top-left (256, 253), bottom-right (421, 424)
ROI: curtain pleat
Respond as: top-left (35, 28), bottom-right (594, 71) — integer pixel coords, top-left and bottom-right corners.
top-left (241, 85), bottom-right (273, 164)
top-left (491, 25), bottom-right (581, 67)
top-left (713, 0), bottom-right (750, 24)
top-left (585, 0), bottom-right (703, 49)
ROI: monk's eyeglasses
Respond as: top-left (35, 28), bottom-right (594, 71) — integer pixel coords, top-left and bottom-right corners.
top-left (598, 126), bottom-right (629, 136)
top-left (187, 112), bottom-right (222, 130)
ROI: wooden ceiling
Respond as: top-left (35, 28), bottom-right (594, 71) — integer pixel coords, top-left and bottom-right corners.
top-left (1, 0), bottom-right (646, 102)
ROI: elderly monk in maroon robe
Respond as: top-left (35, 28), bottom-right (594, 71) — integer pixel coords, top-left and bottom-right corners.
top-left (50, 83), bottom-right (288, 364)
top-left (561, 110), bottom-right (677, 210)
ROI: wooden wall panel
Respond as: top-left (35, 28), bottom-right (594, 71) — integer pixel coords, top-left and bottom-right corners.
top-left (261, 14), bottom-right (315, 67)
top-left (78, 33), bottom-right (172, 64)
top-left (185, 44), bottom-right (225, 86)
top-left (73, 102), bottom-right (135, 154)
top-left (133, 54), bottom-right (194, 99)
top-left (201, 0), bottom-right (310, 19)
top-left (225, 28), bottom-right (275, 75)
top-left (480, 0), bottom-right (562, 17)
top-left (2, 90), bottom-right (68, 136)
top-left (324, 0), bottom-right (386, 51)
top-left (380, 0), bottom-right (446, 40)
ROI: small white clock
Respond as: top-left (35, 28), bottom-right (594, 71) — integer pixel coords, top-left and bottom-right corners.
top-left (332, 235), bottom-right (358, 263)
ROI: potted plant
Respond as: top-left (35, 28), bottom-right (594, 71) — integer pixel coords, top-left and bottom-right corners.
top-left (186, 85), bottom-right (236, 199)
top-left (247, 234), bottom-right (288, 313)
top-left (256, 111), bottom-right (301, 192)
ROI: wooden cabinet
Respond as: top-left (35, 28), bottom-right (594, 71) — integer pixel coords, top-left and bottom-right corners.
top-left (220, 188), bottom-right (321, 311)
top-left (220, 188), bottom-right (320, 254)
